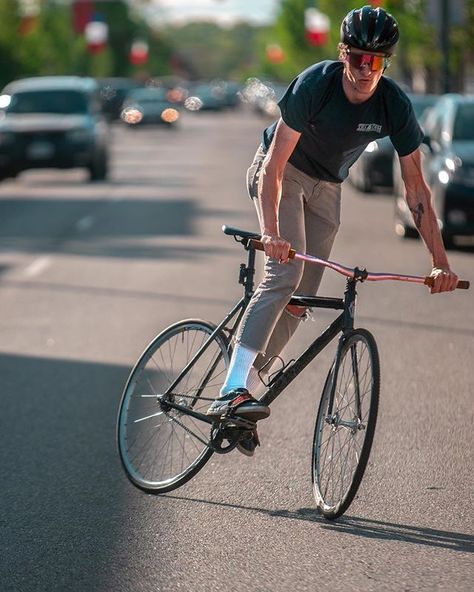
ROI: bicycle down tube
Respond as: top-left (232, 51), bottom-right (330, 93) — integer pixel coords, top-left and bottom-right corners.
top-left (258, 275), bottom-right (357, 409)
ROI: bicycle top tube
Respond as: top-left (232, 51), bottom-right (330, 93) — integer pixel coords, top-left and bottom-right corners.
top-left (222, 224), bottom-right (470, 290)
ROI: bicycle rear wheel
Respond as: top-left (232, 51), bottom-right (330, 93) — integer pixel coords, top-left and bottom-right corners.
top-left (312, 328), bottom-right (380, 519)
top-left (117, 319), bottom-right (231, 493)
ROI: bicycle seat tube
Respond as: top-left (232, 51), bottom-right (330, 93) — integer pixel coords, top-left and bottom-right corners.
top-left (239, 243), bottom-right (257, 299)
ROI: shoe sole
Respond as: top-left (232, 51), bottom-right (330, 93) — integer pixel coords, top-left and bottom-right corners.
top-left (207, 406), bottom-right (270, 421)
top-left (236, 444), bottom-right (255, 457)
top-left (233, 407), bottom-right (270, 421)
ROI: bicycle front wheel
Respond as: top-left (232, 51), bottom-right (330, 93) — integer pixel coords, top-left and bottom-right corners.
top-left (312, 328), bottom-right (380, 520)
top-left (117, 319), bottom-right (231, 493)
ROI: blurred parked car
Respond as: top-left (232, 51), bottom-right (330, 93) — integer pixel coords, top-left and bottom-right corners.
top-left (350, 93), bottom-right (438, 193)
top-left (219, 80), bottom-right (242, 108)
top-left (186, 82), bottom-right (227, 111)
top-left (120, 87), bottom-right (180, 127)
top-left (98, 77), bottom-right (143, 120)
top-left (0, 76), bottom-right (109, 181)
top-left (394, 94), bottom-right (474, 245)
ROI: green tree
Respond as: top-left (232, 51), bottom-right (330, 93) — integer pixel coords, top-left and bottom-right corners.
top-left (0, 0), bottom-right (24, 88)
top-left (265, 0), bottom-right (474, 91)
top-left (161, 21), bottom-right (260, 80)
top-left (0, 0), bottom-right (174, 85)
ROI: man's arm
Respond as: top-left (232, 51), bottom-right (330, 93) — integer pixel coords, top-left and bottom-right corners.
top-left (258, 118), bottom-right (301, 261)
top-left (399, 148), bottom-right (458, 293)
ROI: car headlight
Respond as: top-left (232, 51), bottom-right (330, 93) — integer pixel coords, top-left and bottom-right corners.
top-left (438, 170), bottom-right (450, 184)
top-left (440, 156), bottom-right (464, 184)
top-left (67, 128), bottom-right (93, 142)
top-left (445, 157), bottom-right (456, 172)
top-left (364, 141), bottom-right (378, 153)
top-left (161, 108), bottom-right (179, 123)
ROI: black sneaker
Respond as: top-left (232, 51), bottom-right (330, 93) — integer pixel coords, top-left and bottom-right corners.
top-left (236, 430), bottom-right (259, 457)
top-left (206, 388), bottom-right (270, 421)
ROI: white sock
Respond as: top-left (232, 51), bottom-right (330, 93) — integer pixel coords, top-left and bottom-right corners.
top-left (220, 342), bottom-right (258, 397)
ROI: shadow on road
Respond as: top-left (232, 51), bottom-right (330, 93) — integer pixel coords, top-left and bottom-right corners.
top-left (165, 495), bottom-right (473, 553)
top-left (1, 279), bottom-right (232, 307)
top-left (317, 514), bottom-right (474, 553)
top-left (0, 195), bottom-right (242, 261)
top-left (0, 351), bottom-right (149, 590)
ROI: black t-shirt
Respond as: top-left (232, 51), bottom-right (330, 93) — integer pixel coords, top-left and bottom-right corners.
top-left (262, 60), bottom-right (423, 183)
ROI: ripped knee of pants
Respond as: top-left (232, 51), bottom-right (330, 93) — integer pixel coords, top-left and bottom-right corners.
top-left (285, 303), bottom-right (307, 320)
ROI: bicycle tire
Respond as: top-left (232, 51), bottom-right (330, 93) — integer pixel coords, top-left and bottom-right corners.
top-left (312, 328), bottom-right (380, 520)
top-left (117, 319), bottom-right (231, 493)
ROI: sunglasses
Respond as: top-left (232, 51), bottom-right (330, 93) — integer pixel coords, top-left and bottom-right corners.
top-left (346, 51), bottom-right (391, 72)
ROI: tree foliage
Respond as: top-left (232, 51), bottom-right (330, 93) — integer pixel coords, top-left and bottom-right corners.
top-left (160, 21), bottom-right (260, 80)
top-left (0, 0), bottom-right (172, 89)
top-left (262, 0), bottom-right (474, 91)
top-left (0, 1), bottom-right (473, 91)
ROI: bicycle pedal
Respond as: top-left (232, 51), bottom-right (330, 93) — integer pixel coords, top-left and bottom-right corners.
top-left (222, 414), bottom-right (257, 430)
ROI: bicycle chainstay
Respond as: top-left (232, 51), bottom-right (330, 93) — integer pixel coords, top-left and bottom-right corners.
top-left (160, 394), bottom-right (256, 454)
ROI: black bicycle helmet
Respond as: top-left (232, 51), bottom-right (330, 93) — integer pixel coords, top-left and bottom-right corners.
top-left (341, 5), bottom-right (399, 54)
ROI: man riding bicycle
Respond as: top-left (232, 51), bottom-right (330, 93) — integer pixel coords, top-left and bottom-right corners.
top-left (206, 5), bottom-right (459, 455)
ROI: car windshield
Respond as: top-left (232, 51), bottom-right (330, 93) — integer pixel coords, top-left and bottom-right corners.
top-left (453, 104), bottom-right (474, 141)
top-left (410, 96), bottom-right (437, 120)
top-left (7, 90), bottom-right (89, 115)
top-left (128, 89), bottom-right (167, 102)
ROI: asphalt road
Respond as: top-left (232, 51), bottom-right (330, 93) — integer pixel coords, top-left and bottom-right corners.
top-left (0, 109), bottom-right (473, 592)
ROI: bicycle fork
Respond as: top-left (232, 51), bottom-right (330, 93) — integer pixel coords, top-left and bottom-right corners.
top-left (326, 276), bottom-right (365, 433)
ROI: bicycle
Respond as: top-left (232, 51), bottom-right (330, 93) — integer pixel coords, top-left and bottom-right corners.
top-left (117, 225), bottom-right (469, 520)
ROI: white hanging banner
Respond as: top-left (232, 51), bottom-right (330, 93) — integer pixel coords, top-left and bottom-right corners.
top-left (85, 20), bottom-right (108, 54)
top-left (305, 8), bottom-right (330, 47)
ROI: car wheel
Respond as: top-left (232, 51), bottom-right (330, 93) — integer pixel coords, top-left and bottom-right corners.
top-left (441, 231), bottom-right (454, 249)
top-left (395, 220), bottom-right (419, 239)
top-left (88, 152), bottom-right (108, 182)
top-left (354, 163), bottom-right (373, 193)
top-left (360, 170), bottom-right (374, 193)
top-left (0, 170), bottom-right (18, 182)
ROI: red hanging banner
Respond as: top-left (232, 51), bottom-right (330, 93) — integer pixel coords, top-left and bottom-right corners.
top-left (305, 8), bottom-right (330, 47)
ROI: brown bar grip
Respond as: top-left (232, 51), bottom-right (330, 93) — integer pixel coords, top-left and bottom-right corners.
top-left (249, 238), bottom-right (296, 259)
top-left (424, 277), bottom-right (470, 290)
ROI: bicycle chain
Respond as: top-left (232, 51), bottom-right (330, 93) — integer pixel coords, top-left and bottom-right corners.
top-left (162, 392), bottom-right (215, 402)
top-left (162, 407), bottom-right (213, 448)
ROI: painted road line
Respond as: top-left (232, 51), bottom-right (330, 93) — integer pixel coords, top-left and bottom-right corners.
top-left (24, 256), bottom-right (51, 277)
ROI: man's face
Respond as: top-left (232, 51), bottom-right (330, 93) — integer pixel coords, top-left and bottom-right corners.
top-left (343, 47), bottom-right (390, 96)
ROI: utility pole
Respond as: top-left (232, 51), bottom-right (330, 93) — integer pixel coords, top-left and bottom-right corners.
top-left (427, 0), bottom-right (467, 93)
top-left (440, 0), bottom-right (450, 93)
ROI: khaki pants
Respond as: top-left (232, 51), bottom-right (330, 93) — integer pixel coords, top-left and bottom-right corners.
top-left (237, 145), bottom-right (341, 368)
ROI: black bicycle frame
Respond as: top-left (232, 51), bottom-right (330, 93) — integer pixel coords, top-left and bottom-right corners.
top-left (161, 242), bottom-right (361, 424)
top-left (259, 277), bottom-right (358, 409)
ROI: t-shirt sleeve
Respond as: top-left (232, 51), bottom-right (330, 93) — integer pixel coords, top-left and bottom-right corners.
top-left (390, 99), bottom-right (424, 157)
top-left (277, 74), bottom-right (313, 133)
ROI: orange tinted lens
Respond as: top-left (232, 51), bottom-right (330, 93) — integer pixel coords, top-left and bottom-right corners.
top-left (348, 53), bottom-right (386, 71)
top-left (369, 55), bottom-right (386, 71)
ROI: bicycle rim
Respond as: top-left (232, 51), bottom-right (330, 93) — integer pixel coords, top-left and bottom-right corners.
top-left (312, 329), bottom-right (380, 519)
top-left (117, 319), bottom-right (231, 493)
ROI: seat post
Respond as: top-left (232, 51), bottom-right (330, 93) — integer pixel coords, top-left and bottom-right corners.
top-left (239, 244), bottom-right (257, 299)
